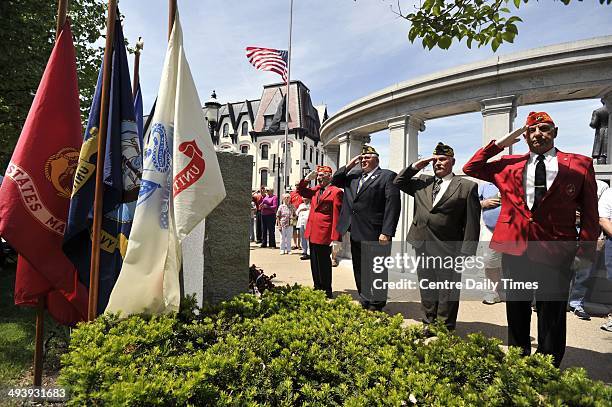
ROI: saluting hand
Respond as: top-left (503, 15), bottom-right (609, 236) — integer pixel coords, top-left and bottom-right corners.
top-left (305, 170), bottom-right (318, 181)
top-left (412, 156), bottom-right (436, 171)
top-left (347, 154), bottom-right (362, 170)
top-left (495, 126), bottom-right (527, 149)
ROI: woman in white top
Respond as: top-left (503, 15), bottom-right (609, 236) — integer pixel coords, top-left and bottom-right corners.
top-left (296, 197), bottom-right (311, 259)
top-left (276, 193), bottom-right (295, 255)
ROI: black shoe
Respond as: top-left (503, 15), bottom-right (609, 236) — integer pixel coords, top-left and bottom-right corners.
top-left (360, 301), bottom-right (370, 309)
top-left (300, 255), bottom-right (310, 260)
top-left (574, 308), bottom-right (591, 320)
top-left (260, 245), bottom-right (267, 248)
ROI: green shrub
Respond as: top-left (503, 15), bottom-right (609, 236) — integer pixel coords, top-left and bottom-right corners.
top-left (60, 286), bottom-right (611, 406)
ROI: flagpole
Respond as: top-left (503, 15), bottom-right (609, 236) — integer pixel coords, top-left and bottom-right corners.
top-left (282, 0), bottom-right (293, 194)
top-left (33, 0), bottom-right (71, 385)
top-left (88, 0), bottom-right (118, 321)
top-left (31, 0), bottom-right (72, 385)
top-left (169, 0), bottom-right (176, 39)
top-left (56, 0), bottom-right (68, 36)
top-left (132, 37), bottom-right (143, 98)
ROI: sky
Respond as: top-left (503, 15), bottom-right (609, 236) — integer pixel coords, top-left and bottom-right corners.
top-left (118, 0), bottom-right (612, 169)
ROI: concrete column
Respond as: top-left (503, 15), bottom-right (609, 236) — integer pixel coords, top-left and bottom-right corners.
top-left (481, 95), bottom-right (517, 153)
top-left (323, 144), bottom-right (340, 172)
top-left (338, 132), bottom-right (370, 166)
top-left (388, 115), bottom-right (425, 244)
top-left (603, 94), bottom-right (612, 162)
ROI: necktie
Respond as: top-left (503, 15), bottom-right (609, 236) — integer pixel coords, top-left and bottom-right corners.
top-left (432, 177), bottom-right (443, 202)
top-left (532, 154), bottom-right (546, 211)
top-left (357, 173), bottom-right (367, 193)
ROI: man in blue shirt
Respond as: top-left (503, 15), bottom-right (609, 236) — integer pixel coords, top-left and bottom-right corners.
top-left (479, 182), bottom-right (503, 304)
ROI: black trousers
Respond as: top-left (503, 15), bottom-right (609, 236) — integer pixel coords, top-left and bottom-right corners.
top-left (502, 253), bottom-right (572, 368)
top-left (416, 250), bottom-right (462, 330)
top-left (350, 238), bottom-right (389, 307)
top-left (261, 214), bottom-right (276, 247)
top-left (310, 242), bottom-right (332, 298)
top-left (255, 211), bottom-right (262, 242)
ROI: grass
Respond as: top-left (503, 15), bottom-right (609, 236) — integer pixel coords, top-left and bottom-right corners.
top-left (0, 262), bottom-right (37, 386)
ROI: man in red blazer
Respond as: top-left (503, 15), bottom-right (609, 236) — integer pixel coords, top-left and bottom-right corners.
top-left (463, 111), bottom-right (598, 367)
top-left (297, 165), bottom-right (343, 298)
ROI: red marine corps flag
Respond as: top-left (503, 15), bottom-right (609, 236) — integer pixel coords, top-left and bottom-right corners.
top-left (0, 22), bottom-right (87, 325)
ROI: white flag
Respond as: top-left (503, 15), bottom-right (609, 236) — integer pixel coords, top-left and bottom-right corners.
top-left (105, 14), bottom-right (226, 315)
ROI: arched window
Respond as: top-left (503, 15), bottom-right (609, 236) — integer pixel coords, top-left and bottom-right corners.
top-left (261, 144), bottom-right (269, 160)
top-left (240, 145), bottom-right (249, 154)
top-left (260, 169), bottom-right (268, 187)
top-left (241, 121), bottom-right (249, 136)
top-left (302, 143), bottom-right (307, 160)
top-left (309, 147), bottom-right (313, 162)
top-left (223, 123), bottom-right (229, 137)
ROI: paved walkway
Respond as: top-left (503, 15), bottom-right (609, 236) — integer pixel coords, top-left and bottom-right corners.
top-left (250, 243), bottom-right (612, 383)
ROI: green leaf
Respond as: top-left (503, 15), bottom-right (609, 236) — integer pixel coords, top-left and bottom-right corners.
top-left (502, 31), bottom-right (515, 43)
top-left (438, 36), bottom-right (452, 49)
top-left (492, 38), bottom-right (501, 52)
top-left (513, 0), bottom-right (521, 8)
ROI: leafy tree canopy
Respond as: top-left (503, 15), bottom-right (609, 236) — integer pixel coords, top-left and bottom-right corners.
top-left (0, 0), bottom-right (107, 171)
top-left (377, 0), bottom-right (611, 52)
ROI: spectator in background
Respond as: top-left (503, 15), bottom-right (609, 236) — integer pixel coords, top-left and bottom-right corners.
top-left (260, 187), bottom-right (278, 249)
top-left (253, 186), bottom-right (265, 243)
top-left (277, 193), bottom-right (295, 255)
top-left (479, 182), bottom-right (504, 305)
top-left (569, 179), bottom-right (609, 320)
top-left (296, 197), bottom-right (311, 260)
top-left (249, 195), bottom-right (257, 242)
top-left (290, 182), bottom-right (304, 251)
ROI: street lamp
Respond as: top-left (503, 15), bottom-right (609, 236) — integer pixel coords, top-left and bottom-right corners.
top-left (204, 90), bottom-right (221, 145)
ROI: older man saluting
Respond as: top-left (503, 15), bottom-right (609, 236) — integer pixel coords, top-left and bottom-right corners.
top-left (297, 165), bottom-right (344, 299)
top-left (463, 111), bottom-right (598, 368)
top-left (333, 145), bottom-right (401, 310)
top-left (394, 142), bottom-right (481, 331)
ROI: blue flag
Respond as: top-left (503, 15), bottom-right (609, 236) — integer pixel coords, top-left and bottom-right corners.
top-left (134, 83), bottom-right (144, 146)
top-left (63, 14), bottom-right (142, 314)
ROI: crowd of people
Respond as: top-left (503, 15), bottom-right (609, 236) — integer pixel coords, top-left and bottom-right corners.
top-left (250, 111), bottom-right (612, 368)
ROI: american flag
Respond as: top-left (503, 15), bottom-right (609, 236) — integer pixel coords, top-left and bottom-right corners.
top-left (245, 46), bottom-right (288, 83)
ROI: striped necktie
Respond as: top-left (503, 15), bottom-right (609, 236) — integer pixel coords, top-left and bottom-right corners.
top-left (357, 173), bottom-right (367, 193)
top-left (432, 177), bottom-right (443, 202)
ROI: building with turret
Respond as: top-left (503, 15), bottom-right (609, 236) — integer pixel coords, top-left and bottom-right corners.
top-left (203, 80), bottom-right (326, 192)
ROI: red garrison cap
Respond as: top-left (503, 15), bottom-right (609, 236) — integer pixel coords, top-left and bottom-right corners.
top-left (526, 111), bottom-right (555, 127)
top-left (316, 165), bottom-right (333, 174)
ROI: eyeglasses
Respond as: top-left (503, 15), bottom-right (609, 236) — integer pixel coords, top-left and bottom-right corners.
top-left (527, 124), bottom-right (554, 133)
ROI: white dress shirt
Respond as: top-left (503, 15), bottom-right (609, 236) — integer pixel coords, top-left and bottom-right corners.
top-left (524, 147), bottom-right (558, 210)
top-left (433, 172), bottom-right (454, 207)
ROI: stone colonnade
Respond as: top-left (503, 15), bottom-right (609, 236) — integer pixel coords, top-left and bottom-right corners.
top-left (323, 94), bottom-right (612, 247)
